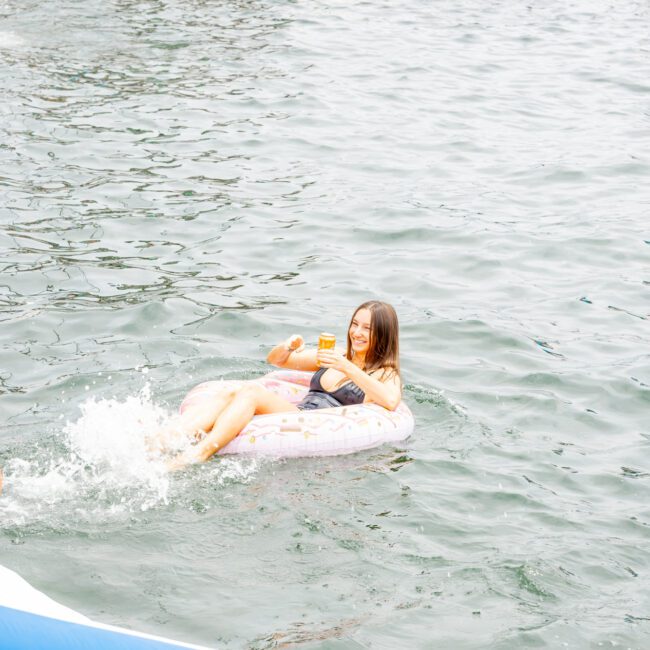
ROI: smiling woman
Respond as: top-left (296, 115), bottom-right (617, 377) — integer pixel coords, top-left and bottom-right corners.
top-left (286, 301), bottom-right (401, 412)
top-left (150, 301), bottom-right (403, 471)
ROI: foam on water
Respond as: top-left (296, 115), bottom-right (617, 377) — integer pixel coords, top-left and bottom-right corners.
top-left (0, 385), bottom-right (259, 527)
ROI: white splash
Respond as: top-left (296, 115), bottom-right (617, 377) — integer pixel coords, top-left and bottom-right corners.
top-left (0, 386), bottom-right (174, 524)
top-left (64, 384), bottom-right (172, 481)
top-left (0, 385), bottom-right (261, 526)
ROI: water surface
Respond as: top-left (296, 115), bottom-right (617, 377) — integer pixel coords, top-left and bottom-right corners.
top-left (1, 1), bottom-right (649, 648)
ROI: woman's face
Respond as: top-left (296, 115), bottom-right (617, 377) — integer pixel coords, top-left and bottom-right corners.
top-left (349, 308), bottom-right (372, 356)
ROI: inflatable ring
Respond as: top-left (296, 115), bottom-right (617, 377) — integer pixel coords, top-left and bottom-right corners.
top-left (180, 370), bottom-right (414, 457)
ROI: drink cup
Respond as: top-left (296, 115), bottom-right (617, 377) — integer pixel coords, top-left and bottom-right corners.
top-left (317, 333), bottom-right (336, 366)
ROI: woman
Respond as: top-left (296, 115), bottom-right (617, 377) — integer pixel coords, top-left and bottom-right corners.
top-left (163, 301), bottom-right (401, 471)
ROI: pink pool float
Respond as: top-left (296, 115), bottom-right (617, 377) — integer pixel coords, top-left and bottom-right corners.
top-left (180, 370), bottom-right (414, 457)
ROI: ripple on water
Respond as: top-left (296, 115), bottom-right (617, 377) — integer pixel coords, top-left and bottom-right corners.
top-left (1, 0), bottom-right (650, 647)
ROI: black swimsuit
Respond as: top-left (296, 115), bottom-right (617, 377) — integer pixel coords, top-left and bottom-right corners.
top-left (297, 368), bottom-right (365, 410)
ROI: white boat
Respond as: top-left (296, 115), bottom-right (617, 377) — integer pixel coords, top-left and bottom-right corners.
top-left (0, 564), bottom-right (213, 650)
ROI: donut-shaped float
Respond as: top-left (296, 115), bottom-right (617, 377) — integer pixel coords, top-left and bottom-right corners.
top-left (180, 370), bottom-right (414, 457)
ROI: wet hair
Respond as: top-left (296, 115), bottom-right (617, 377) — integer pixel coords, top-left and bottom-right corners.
top-left (346, 301), bottom-right (400, 378)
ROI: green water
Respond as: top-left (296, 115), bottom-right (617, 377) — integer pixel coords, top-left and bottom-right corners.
top-left (1, 0), bottom-right (649, 648)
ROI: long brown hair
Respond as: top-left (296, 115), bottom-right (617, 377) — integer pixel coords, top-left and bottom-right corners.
top-left (346, 301), bottom-right (400, 378)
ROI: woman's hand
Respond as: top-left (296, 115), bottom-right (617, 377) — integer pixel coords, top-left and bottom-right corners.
top-left (284, 334), bottom-right (305, 353)
top-left (317, 348), bottom-right (353, 374)
top-left (268, 334), bottom-right (318, 371)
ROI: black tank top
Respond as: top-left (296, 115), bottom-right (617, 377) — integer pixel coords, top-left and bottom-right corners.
top-left (297, 368), bottom-right (365, 410)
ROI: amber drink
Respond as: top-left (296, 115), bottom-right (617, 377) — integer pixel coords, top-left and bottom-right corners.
top-left (317, 332), bottom-right (336, 366)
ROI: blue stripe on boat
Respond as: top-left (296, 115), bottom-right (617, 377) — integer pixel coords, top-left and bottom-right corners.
top-left (0, 604), bottom-right (207, 650)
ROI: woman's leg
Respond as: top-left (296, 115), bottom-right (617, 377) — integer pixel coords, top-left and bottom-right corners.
top-left (166, 384), bottom-right (297, 471)
top-left (149, 385), bottom-right (241, 453)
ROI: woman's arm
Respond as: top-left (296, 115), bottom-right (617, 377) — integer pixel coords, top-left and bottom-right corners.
top-left (267, 334), bottom-right (319, 371)
top-left (317, 349), bottom-right (402, 411)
